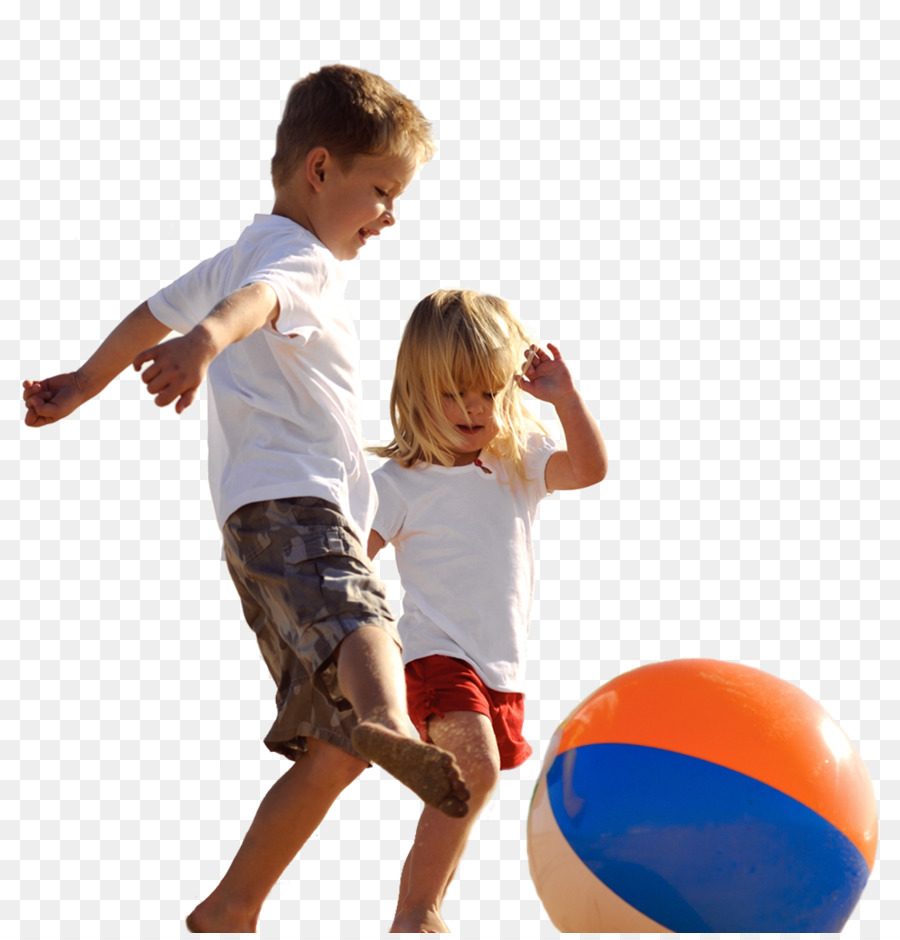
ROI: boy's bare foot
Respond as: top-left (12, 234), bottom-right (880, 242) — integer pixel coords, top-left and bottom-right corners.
top-left (351, 722), bottom-right (470, 817)
top-left (185, 901), bottom-right (257, 933)
top-left (391, 906), bottom-right (449, 933)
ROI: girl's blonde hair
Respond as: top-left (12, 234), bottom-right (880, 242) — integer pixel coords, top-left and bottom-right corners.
top-left (371, 289), bottom-right (543, 474)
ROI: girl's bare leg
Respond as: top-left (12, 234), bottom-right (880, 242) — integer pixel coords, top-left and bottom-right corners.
top-left (185, 738), bottom-right (365, 933)
top-left (391, 711), bottom-right (501, 933)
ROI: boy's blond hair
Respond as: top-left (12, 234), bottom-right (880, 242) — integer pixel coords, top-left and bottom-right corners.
top-left (271, 64), bottom-right (434, 188)
top-left (371, 290), bottom-right (544, 475)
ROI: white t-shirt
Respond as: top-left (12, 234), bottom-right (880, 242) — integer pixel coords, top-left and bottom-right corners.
top-left (372, 434), bottom-right (557, 692)
top-left (147, 214), bottom-right (374, 538)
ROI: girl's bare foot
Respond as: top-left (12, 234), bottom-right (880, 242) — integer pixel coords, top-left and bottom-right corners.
top-left (391, 906), bottom-right (449, 933)
top-left (351, 722), bottom-right (470, 817)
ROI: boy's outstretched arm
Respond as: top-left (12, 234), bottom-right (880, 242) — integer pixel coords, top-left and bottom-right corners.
top-left (23, 301), bottom-right (171, 427)
top-left (133, 282), bottom-right (279, 414)
top-left (516, 342), bottom-right (608, 491)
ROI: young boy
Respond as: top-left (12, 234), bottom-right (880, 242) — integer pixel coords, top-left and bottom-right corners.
top-left (22, 64), bottom-right (468, 933)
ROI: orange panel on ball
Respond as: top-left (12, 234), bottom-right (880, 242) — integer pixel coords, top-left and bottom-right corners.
top-left (556, 659), bottom-right (877, 869)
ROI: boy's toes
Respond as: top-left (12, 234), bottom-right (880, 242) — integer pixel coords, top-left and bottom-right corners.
top-left (424, 748), bottom-right (469, 817)
top-left (351, 722), bottom-right (471, 817)
top-left (443, 757), bottom-right (470, 803)
top-left (437, 793), bottom-right (469, 818)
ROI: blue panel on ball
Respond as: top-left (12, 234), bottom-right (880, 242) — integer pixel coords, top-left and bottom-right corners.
top-left (546, 743), bottom-right (869, 933)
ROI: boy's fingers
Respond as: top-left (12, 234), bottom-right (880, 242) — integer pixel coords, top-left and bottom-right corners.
top-left (24, 401), bottom-right (54, 426)
top-left (141, 366), bottom-right (162, 386)
top-left (175, 389), bottom-right (196, 414)
top-left (133, 347), bottom-right (157, 370)
top-left (144, 372), bottom-right (170, 395)
top-left (30, 392), bottom-right (61, 413)
top-left (23, 382), bottom-right (51, 402)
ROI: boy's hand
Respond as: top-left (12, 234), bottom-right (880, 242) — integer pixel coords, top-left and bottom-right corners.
top-left (22, 372), bottom-right (90, 427)
top-left (133, 327), bottom-right (217, 414)
top-left (515, 343), bottom-right (578, 405)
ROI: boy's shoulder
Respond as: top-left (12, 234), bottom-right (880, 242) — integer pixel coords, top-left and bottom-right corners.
top-left (236, 214), bottom-right (343, 299)
top-left (239, 214), bottom-right (329, 263)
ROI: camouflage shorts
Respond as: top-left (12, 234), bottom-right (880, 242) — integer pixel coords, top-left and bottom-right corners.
top-left (222, 496), bottom-right (399, 761)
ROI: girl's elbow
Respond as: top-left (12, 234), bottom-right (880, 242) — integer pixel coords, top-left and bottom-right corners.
top-left (574, 462), bottom-right (607, 489)
top-left (588, 459), bottom-right (608, 487)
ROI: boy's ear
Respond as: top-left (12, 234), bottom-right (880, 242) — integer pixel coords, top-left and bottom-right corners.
top-left (305, 147), bottom-right (330, 191)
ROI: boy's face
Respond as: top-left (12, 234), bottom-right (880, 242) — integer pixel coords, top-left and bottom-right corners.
top-left (310, 150), bottom-right (419, 261)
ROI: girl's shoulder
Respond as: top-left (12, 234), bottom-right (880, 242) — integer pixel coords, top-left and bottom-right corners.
top-left (490, 430), bottom-right (556, 469)
top-left (484, 431), bottom-right (557, 495)
top-left (373, 456), bottom-right (433, 477)
top-left (372, 457), bottom-right (444, 491)
top-left (522, 429), bottom-right (556, 454)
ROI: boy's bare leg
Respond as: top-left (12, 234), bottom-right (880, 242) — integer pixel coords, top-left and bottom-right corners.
top-left (185, 738), bottom-right (365, 933)
top-left (337, 625), bottom-right (470, 818)
top-left (390, 711), bottom-right (500, 933)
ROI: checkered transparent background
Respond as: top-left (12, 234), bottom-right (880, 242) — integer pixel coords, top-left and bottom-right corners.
top-left (3, 3), bottom-right (896, 938)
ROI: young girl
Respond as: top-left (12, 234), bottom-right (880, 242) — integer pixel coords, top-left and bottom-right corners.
top-left (367, 289), bottom-right (608, 933)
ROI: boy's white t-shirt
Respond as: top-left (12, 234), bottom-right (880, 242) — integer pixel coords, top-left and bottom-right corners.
top-left (371, 434), bottom-right (557, 693)
top-left (147, 214), bottom-right (374, 539)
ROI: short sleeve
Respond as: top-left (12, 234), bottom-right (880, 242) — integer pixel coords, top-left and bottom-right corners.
top-left (372, 464), bottom-right (408, 543)
top-left (147, 253), bottom-right (226, 335)
top-left (523, 433), bottom-right (558, 502)
top-left (250, 251), bottom-right (343, 341)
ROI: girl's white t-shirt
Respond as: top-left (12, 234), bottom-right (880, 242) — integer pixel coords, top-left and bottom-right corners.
top-left (371, 434), bottom-right (557, 693)
top-left (147, 214), bottom-right (374, 538)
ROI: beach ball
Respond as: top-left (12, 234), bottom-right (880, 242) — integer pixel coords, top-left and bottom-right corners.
top-left (527, 659), bottom-right (878, 933)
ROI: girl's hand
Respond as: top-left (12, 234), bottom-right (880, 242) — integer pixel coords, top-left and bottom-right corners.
top-left (515, 343), bottom-right (577, 405)
top-left (22, 372), bottom-right (90, 427)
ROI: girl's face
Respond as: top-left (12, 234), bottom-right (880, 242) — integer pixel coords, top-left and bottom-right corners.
top-left (440, 386), bottom-right (500, 465)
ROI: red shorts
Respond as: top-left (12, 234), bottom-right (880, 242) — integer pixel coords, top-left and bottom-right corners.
top-left (405, 655), bottom-right (532, 770)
